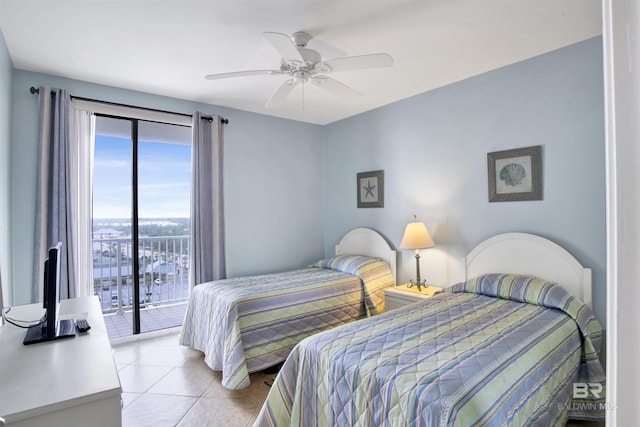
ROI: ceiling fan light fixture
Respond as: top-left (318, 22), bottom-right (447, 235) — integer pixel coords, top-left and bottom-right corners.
top-left (293, 70), bottom-right (310, 83)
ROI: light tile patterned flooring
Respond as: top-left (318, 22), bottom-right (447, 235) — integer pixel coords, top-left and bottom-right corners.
top-left (111, 330), bottom-right (603, 427)
top-left (105, 303), bottom-right (187, 339)
top-left (113, 332), bottom-right (274, 427)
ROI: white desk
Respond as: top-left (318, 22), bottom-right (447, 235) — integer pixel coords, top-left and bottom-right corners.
top-left (0, 296), bottom-right (122, 426)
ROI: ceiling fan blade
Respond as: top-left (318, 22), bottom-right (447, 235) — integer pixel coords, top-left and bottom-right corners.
top-left (309, 75), bottom-right (362, 102)
top-left (314, 53), bottom-right (394, 74)
top-left (266, 80), bottom-right (296, 108)
top-left (205, 70), bottom-right (285, 80)
top-left (263, 32), bottom-right (304, 63)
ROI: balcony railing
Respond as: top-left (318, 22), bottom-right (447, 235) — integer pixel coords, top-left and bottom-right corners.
top-left (92, 236), bottom-right (190, 314)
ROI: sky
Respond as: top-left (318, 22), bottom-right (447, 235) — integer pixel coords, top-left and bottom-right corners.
top-left (93, 134), bottom-right (191, 219)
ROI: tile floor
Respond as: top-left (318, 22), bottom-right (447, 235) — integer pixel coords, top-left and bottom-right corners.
top-left (112, 332), bottom-right (604, 427)
top-left (112, 332), bottom-right (274, 427)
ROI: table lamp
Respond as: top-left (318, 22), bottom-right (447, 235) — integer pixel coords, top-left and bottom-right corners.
top-left (400, 216), bottom-right (435, 291)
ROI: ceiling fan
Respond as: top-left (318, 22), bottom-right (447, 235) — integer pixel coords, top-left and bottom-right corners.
top-left (204, 31), bottom-right (394, 108)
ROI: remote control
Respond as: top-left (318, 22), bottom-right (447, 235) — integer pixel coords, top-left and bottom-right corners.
top-left (76, 319), bottom-right (91, 333)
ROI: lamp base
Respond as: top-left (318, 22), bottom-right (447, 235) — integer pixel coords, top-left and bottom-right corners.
top-left (407, 279), bottom-right (428, 292)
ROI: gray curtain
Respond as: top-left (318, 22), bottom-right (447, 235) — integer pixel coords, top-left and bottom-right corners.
top-left (32, 87), bottom-right (77, 301)
top-left (190, 112), bottom-right (226, 287)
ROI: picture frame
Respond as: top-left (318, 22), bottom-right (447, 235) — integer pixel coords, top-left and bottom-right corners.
top-left (487, 145), bottom-right (542, 202)
top-left (357, 170), bottom-right (384, 208)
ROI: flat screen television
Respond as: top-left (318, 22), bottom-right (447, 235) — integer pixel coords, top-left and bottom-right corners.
top-left (23, 242), bottom-right (76, 345)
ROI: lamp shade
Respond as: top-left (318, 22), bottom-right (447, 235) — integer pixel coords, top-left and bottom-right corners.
top-left (400, 221), bottom-right (435, 250)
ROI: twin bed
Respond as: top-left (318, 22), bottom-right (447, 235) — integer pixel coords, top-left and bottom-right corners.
top-left (254, 232), bottom-right (605, 426)
top-left (179, 228), bottom-right (397, 389)
top-left (179, 228), bottom-right (605, 425)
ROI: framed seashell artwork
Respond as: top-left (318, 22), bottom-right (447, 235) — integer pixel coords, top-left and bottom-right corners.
top-left (357, 170), bottom-right (384, 208)
top-left (487, 145), bottom-right (542, 202)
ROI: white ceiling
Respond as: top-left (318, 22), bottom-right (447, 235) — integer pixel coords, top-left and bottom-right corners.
top-left (0, 0), bottom-right (602, 125)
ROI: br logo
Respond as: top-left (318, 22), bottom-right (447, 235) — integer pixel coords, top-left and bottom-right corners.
top-left (573, 383), bottom-right (603, 398)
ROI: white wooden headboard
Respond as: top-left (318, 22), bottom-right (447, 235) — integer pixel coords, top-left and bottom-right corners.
top-left (335, 228), bottom-right (397, 283)
top-left (465, 232), bottom-right (592, 307)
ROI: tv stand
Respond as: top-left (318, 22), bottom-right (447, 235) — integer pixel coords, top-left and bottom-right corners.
top-left (23, 318), bottom-right (75, 345)
top-left (0, 296), bottom-right (121, 426)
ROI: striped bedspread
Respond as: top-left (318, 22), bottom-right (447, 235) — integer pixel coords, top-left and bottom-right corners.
top-left (255, 274), bottom-right (605, 426)
top-left (179, 255), bottom-right (394, 390)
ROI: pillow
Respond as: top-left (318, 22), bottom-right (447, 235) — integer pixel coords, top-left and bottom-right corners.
top-left (448, 273), bottom-right (566, 307)
top-left (448, 273), bottom-right (602, 354)
top-left (311, 254), bottom-right (394, 316)
top-left (310, 254), bottom-right (384, 276)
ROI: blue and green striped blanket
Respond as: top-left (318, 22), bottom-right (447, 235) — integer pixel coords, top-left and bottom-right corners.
top-left (255, 274), bottom-right (605, 426)
top-left (179, 255), bottom-right (394, 389)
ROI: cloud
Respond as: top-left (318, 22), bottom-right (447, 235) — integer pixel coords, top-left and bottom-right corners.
top-left (93, 131), bottom-right (191, 219)
top-left (94, 159), bottom-right (129, 169)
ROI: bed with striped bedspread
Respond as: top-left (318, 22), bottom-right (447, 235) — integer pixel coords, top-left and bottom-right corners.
top-left (255, 274), bottom-right (605, 426)
top-left (179, 255), bottom-right (394, 390)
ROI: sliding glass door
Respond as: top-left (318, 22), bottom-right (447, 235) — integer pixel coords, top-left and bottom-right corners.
top-left (92, 115), bottom-right (191, 338)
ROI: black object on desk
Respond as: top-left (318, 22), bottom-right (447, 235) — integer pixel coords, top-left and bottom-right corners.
top-left (75, 319), bottom-right (91, 333)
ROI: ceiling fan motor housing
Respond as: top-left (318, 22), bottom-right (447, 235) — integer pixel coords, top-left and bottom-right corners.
top-left (281, 44), bottom-right (321, 78)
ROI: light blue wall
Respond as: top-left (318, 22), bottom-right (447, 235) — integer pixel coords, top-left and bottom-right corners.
top-left (7, 37), bottom-right (607, 327)
top-left (10, 70), bottom-right (325, 304)
top-left (0, 31), bottom-right (12, 307)
top-left (323, 37), bottom-right (606, 325)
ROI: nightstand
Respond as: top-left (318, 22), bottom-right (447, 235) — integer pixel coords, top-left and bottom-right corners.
top-left (384, 285), bottom-right (443, 311)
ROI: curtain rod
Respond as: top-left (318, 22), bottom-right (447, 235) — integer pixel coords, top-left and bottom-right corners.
top-left (29, 86), bottom-right (229, 125)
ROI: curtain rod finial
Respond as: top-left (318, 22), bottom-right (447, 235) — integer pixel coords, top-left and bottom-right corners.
top-left (30, 86), bottom-right (39, 94)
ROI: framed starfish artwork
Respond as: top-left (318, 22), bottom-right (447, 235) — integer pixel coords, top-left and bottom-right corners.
top-left (357, 170), bottom-right (384, 208)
